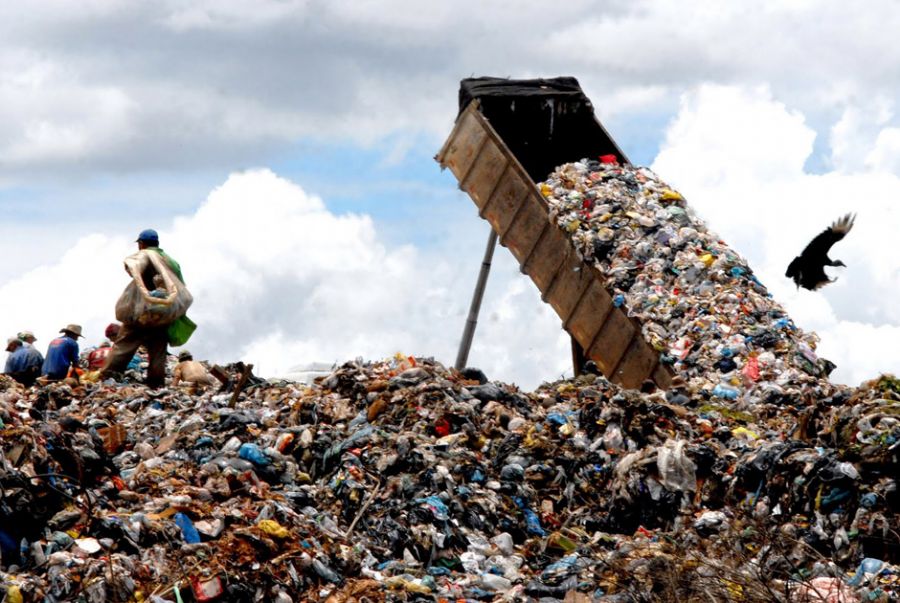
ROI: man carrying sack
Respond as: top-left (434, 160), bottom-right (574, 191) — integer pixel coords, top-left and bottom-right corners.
top-left (100, 229), bottom-right (195, 388)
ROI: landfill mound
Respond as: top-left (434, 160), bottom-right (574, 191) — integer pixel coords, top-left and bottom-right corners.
top-left (542, 158), bottom-right (835, 393)
top-left (0, 352), bottom-right (897, 602)
top-left (0, 156), bottom-right (896, 601)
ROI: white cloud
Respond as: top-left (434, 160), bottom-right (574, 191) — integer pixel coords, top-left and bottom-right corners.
top-left (0, 233), bottom-right (126, 354)
top-left (654, 84), bottom-right (815, 187)
top-left (0, 169), bottom-right (567, 389)
top-left (3, 1), bottom-right (900, 178)
top-left (592, 85), bottom-right (671, 121)
top-left (160, 0), bottom-right (311, 31)
top-left (866, 126), bottom-right (900, 174)
top-left (815, 321), bottom-right (900, 386)
top-left (829, 98), bottom-right (894, 173)
top-left (0, 51), bottom-right (134, 167)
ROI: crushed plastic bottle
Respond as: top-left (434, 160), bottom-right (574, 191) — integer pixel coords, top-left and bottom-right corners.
top-left (174, 513), bottom-right (201, 544)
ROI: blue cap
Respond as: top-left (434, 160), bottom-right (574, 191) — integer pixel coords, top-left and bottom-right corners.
top-left (136, 228), bottom-right (159, 244)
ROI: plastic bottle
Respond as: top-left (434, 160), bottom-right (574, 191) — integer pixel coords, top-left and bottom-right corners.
top-left (312, 557), bottom-right (341, 583)
top-left (712, 383), bottom-right (739, 400)
top-left (174, 513), bottom-right (201, 544)
top-left (522, 508), bottom-right (546, 536)
top-left (541, 554), bottom-right (579, 582)
top-left (848, 557), bottom-right (885, 586)
top-left (480, 573), bottom-right (512, 591)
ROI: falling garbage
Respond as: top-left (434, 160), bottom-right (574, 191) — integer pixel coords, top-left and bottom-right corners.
top-left (541, 156), bottom-right (836, 394)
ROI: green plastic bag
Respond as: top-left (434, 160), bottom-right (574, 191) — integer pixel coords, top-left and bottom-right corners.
top-left (168, 315), bottom-right (197, 347)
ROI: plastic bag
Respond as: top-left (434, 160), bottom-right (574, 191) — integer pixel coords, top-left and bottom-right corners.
top-left (115, 250), bottom-right (193, 327)
top-left (167, 315), bottom-right (197, 347)
top-left (657, 439), bottom-right (697, 492)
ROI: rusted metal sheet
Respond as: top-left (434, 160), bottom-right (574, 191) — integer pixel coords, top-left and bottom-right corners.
top-left (613, 336), bottom-right (659, 389)
top-left (522, 227), bottom-right (569, 293)
top-left (567, 280), bottom-right (613, 350)
top-left (502, 195), bottom-right (548, 265)
top-left (483, 167), bottom-right (528, 235)
top-left (462, 141), bottom-right (508, 211)
top-left (544, 250), bottom-right (592, 320)
top-left (438, 102), bottom-right (674, 389)
top-left (587, 309), bottom-right (635, 376)
top-left (653, 363), bottom-right (674, 389)
top-left (438, 109), bottom-right (487, 182)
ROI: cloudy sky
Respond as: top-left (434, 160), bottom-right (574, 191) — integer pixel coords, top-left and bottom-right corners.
top-left (3, 0), bottom-right (900, 389)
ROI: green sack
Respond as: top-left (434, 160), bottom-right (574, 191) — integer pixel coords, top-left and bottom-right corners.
top-left (168, 315), bottom-right (197, 347)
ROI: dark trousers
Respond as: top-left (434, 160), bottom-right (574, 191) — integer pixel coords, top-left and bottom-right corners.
top-left (100, 324), bottom-right (168, 388)
top-left (9, 369), bottom-right (39, 388)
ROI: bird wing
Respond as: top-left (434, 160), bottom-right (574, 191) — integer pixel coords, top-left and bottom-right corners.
top-left (800, 213), bottom-right (855, 259)
top-left (785, 256), bottom-right (801, 279)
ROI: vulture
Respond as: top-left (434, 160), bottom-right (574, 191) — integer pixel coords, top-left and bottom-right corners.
top-left (785, 213), bottom-right (855, 290)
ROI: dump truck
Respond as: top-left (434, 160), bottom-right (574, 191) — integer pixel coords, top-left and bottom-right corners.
top-left (437, 77), bottom-right (672, 390)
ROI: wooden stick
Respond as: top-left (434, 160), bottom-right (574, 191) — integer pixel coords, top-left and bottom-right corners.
top-left (228, 363), bottom-right (254, 408)
top-left (344, 482), bottom-right (381, 539)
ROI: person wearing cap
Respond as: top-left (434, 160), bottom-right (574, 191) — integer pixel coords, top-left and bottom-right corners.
top-left (41, 324), bottom-right (83, 381)
top-left (18, 330), bottom-right (38, 348)
top-left (4, 337), bottom-right (22, 370)
top-left (5, 336), bottom-right (43, 387)
top-left (105, 322), bottom-right (121, 341)
top-left (16, 330), bottom-right (43, 367)
top-left (100, 229), bottom-right (184, 388)
top-left (172, 350), bottom-right (216, 389)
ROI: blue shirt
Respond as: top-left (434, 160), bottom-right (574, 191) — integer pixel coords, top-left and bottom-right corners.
top-left (5, 345), bottom-right (43, 374)
top-left (42, 336), bottom-right (80, 379)
top-left (24, 343), bottom-right (44, 367)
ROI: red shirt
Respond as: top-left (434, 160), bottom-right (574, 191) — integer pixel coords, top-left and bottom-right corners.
top-left (87, 344), bottom-right (112, 370)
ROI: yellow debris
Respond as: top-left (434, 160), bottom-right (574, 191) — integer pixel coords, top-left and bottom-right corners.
top-left (257, 519), bottom-right (290, 539)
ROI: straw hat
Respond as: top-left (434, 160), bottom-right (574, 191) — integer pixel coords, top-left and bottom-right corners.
top-left (60, 324), bottom-right (84, 338)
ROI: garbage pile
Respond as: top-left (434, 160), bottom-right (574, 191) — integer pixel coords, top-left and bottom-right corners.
top-left (1, 354), bottom-right (897, 601)
top-left (541, 158), bottom-right (835, 397)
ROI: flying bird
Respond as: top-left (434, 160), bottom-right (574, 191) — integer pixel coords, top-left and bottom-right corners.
top-left (785, 213), bottom-right (856, 290)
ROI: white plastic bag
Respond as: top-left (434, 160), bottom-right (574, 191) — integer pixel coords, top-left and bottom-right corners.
top-left (656, 438), bottom-right (697, 492)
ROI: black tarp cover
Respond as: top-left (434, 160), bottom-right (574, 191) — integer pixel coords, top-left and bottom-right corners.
top-left (458, 77), bottom-right (628, 183)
